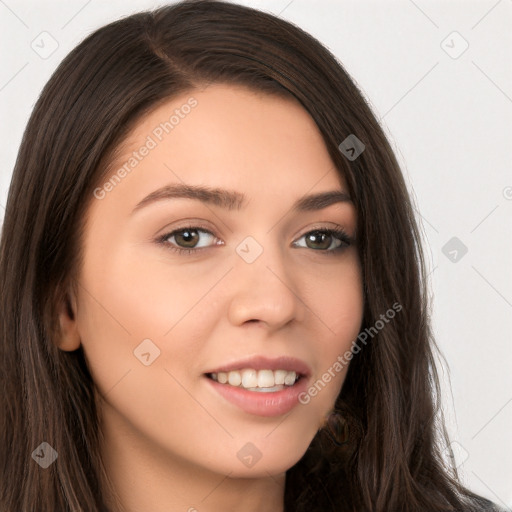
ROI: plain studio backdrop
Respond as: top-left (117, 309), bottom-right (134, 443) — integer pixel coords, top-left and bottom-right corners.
top-left (0, 0), bottom-right (511, 508)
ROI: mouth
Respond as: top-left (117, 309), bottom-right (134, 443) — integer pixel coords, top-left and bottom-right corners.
top-left (205, 369), bottom-right (303, 392)
top-left (203, 356), bottom-right (311, 417)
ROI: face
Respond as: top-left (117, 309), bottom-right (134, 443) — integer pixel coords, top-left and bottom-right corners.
top-left (59, 83), bottom-right (364, 479)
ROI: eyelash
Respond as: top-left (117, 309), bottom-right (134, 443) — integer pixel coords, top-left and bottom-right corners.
top-left (155, 224), bottom-right (355, 257)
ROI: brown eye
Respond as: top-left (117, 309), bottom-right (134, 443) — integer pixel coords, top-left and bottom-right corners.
top-left (158, 226), bottom-right (220, 254)
top-left (294, 227), bottom-right (353, 254)
top-left (173, 228), bottom-right (201, 248)
top-left (304, 231), bottom-right (339, 250)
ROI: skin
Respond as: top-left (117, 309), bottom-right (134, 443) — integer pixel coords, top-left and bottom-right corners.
top-left (57, 83), bottom-right (364, 512)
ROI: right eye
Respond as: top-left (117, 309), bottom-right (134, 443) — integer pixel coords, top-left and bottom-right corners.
top-left (157, 226), bottom-right (222, 255)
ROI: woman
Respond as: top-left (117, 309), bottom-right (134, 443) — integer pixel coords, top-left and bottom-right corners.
top-left (0, 1), bottom-right (505, 511)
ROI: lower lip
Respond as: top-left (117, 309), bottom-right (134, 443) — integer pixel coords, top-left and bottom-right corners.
top-left (205, 375), bottom-right (309, 417)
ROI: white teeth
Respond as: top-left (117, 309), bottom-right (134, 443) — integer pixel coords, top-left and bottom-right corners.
top-left (210, 369), bottom-right (299, 390)
top-left (258, 369), bottom-right (275, 388)
top-left (241, 369), bottom-right (258, 388)
top-left (284, 371), bottom-right (297, 386)
top-left (274, 369), bottom-right (287, 385)
top-left (228, 371), bottom-right (241, 387)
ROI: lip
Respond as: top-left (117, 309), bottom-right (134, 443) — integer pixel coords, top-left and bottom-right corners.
top-left (205, 373), bottom-right (309, 417)
top-left (204, 355), bottom-right (311, 417)
top-left (205, 355), bottom-right (311, 377)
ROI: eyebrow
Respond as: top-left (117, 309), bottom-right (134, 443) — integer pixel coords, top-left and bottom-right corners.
top-left (131, 183), bottom-right (352, 215)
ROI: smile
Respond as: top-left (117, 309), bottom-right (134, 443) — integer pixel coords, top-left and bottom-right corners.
top-left (205, 372), bottom-right (308, 416)
top-left (207, 368), bottom-right (300, 391)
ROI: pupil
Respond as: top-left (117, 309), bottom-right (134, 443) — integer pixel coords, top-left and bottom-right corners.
top-left (178, 229), bottom-right (198, 247)
top-left (307, 231), bottom-right (329, 250)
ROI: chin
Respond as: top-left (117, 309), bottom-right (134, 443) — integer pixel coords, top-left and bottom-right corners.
top-left (219, 433), bottom-right (313, 478)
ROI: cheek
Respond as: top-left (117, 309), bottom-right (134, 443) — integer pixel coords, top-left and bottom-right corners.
top-left (74, 249), bottom-right (227, 463)
top-left (74, 242), bottom-right (214, 395)
top-left (74, 239), bottom-right (237, 441)
top-left (298, 253), bottom-right (364, 412)
top-left (304, 251), bottom-right (364, 343)
top-left (77, 239), bottom-right (219, 341)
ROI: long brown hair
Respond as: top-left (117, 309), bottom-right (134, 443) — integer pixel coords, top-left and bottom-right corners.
top-left (0, 1), bottom-right (499, 510)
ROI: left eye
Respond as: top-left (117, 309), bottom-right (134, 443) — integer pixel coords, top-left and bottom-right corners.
top-left (157, 226), bottom-right (353, 255)
top-left (293, 228), bottom-right (351, 252)
top-left (158, 227), bottom-right (219, 254)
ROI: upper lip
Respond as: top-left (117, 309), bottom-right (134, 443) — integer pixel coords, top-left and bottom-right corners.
top-left (205, 355), bottom-right (311, 377)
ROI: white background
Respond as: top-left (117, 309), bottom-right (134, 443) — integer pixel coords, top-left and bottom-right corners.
top-left (1, 0), bottom-right (511, 507)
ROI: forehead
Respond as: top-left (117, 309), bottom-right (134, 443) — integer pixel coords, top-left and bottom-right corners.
top-left (97, 83), bottom-right (349, 214)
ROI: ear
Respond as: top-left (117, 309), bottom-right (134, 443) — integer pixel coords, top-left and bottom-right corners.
top-left (56, 290), bottom-right (81, 351)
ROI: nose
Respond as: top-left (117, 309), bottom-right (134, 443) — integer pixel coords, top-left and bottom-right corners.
top-left (226, 240), bottom-right (306, 331)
